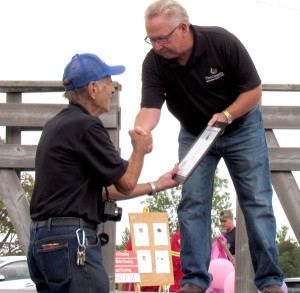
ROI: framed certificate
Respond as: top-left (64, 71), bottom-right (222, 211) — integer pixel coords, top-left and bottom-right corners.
top-left (173, 121), bottom-right (227, 183)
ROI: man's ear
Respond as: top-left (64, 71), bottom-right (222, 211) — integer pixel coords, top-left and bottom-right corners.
top-left (179, 22), bottom-right (189, 36)
top-left (87, 81), bottom-right (98, 99)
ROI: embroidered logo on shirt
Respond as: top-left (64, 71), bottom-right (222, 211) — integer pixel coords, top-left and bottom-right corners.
top-left (210, 68), bottom-right (218, 75)
top-left (205, 68), bottom-right (225, 83)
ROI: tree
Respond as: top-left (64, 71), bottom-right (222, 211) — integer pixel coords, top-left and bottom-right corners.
top-left (0, 172), bottom-right (34, 255)
top-left (276, 225), bottom-right (300, 277)
top-left (211, 169), bottom-right (231, 239)
top-left (116, 227), bottom-right (131, 251)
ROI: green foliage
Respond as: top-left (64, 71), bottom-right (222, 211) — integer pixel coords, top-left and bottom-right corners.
top-left (116, 168), bottom-right (232, 247)
top-left (21, 172), bottom-right (34, 202)
top-left (0, 172), bottom-right (34, 255)
top-left (277, 225), bottom-right (300, 277)
top-left (141, 185), bottom-right (181, 239)
top-left (277, 225), bottom-right (290, 243)
top-left (211, 169), bottom-right (231, 239)
top-left (116, 227), bottom-right (130, 251)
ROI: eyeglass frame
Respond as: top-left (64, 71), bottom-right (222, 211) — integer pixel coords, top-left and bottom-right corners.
top-left (144, 25), bottom-right (179, 45)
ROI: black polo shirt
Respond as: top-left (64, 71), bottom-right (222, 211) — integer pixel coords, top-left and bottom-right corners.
top-left (141, 25), bottom-right (261, 136)
top-left (30, 103), bottom-right (128, 223)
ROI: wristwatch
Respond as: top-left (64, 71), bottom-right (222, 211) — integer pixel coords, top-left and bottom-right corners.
top-left (222, 110), bottom-right (232, 124)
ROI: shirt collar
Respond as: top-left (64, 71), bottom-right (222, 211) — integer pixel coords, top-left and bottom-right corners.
top-left (69, 102), bottom-right (91, 115)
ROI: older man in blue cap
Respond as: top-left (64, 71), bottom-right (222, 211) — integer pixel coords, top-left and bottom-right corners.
top-left (28, 53), bottom-right (179, 293)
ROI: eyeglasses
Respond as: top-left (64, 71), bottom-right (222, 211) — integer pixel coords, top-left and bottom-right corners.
top-left (144, 26), bottom-right (179, 45)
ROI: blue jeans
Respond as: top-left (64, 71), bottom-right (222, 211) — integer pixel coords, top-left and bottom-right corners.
top-left (178, 106), bottom-right (283, 291)
top-left (28, 223), bottom-right (109, 293)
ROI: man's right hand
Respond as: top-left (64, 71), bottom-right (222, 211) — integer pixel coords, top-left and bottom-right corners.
top-left (128, 128), bottom-right (152, 155)
top-left (134, 126), bottom-right (153, 153)
top-left (134, 108), bottom-right (161, 153)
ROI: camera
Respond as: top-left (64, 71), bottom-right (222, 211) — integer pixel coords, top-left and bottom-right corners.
top-left (100, 200), bottom-right (122, 222)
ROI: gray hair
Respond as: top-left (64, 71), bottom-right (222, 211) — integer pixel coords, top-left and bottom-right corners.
top-left (145, 0), bottom-right (190, 26)
top-left (63, 79), bottom-right (103, 102)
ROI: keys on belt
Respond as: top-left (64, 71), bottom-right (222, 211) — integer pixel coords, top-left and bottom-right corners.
top-left (76, 228), bottom-right (86, 266)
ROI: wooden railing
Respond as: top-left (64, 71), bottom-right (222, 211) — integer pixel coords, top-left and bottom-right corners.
top-left (0, 81), bottom-right (299, 292)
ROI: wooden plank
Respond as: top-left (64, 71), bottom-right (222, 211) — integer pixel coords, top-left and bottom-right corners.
top-left (235, 204), bottom-right (256, 293)
top-left (0, 80), bottom-right (121, 93)
top-left (0, 145), bottom-right (36, 169)
top-left (0, 103), bottom-right (118, 128)
top-left (261, 106), bottom-right (300, 129)
top-left (0, 139), bottom-right (31, 255)
top-left (0, 128), bottom-right (118, 170)
top-left (262, 84), bottom-right (300, 91)
top-left (271, 172), bottom-right (300, 243)
top-left (99, 221), bottom-right (117, 290)
top-left (6, 93), bottom-right (22, 145)
top-left (266, 130), bottom-right (300, 244)
top-left (5, 144), bottom-right (300, 171)
top-left (268, 147), bottom-right (300, 171)
top-left (0, 169), bottom-right (31, 254)
top-left (1, 80), bottom-right (298, 93)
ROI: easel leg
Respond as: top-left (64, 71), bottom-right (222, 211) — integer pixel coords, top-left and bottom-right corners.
top-left (134, 283), bottom-right (141, 292)
top-left (118, 283), bottom-right (124, 291)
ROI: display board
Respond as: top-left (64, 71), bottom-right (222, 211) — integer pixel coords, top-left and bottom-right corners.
top-left (129, 213), bottom-right (174, 287)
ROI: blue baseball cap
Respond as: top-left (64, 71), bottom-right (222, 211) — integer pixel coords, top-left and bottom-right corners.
top-left (63, 53), bottom-right (126, 91)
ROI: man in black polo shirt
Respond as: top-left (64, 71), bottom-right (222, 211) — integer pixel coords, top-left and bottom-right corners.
top-left (134, 1), bottom-right (284, 293)
top-left (28, 53), bottom-right (179, 293)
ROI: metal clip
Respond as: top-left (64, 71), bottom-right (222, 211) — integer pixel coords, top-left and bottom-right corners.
top-left (76, 228), bottom-right (86, 248)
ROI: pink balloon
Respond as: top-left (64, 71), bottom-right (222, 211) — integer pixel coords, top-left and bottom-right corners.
top-left (224, 271), bottom-right (235, 293)
top-left (208, 258), bottom-right (235, 289)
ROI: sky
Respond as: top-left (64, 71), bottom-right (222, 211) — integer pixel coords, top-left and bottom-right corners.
top-left (0, 0), bottom-right (300, 244)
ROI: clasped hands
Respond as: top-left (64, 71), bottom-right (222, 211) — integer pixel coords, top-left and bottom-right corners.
top-left (129, 126), bottom-right (153, 154)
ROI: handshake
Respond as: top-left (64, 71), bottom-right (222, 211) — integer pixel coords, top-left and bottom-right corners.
top-left (128, 126), bottom-right (153, 154)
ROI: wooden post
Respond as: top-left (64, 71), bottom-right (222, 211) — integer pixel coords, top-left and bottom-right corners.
top-left (235, 203), bottom-right (257, 292)
top-left (0, 140), bottom-right (31, 254)
top-left (1, 92), bottom-right (32, 254)
top-left (266, 130), bottom-right (300, 243)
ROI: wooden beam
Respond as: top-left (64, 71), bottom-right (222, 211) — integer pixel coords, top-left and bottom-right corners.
top-left (3, 145), bottom-right (299, 171)
top-left (235, 204), bottom-right (257, 293)
top-left (0, 103), bottom-right (118, 128)
top-left (261, 106), bottom-right (300, 129)
top-left (262, 84), bottom-right (300, 91)
top-left (271, 172), bottom-right (300, 243)
top-left (268, 147), bottom-right (300, 171)
top-left (0, 145), bottom-right (36, 169)
top-left (0, 130), bottom-right (117, 170)
top-left (1, 81), bottom-right (298, 92)
top-left (266, 130), bottom-right (300, 243)
top-left (0, 138), bottom-right (31, 254)
top-left (0, 80), bottom-right (121, 93)
top-left (0, 169), bottom-right (31, 254)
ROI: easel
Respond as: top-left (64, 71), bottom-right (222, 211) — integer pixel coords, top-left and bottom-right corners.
top-left (127, 208), bottom-right (174, 291)
top-left (117, 283), bottom-right (141, 292)
top-left (118, 283), bottom-right (166, 292)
